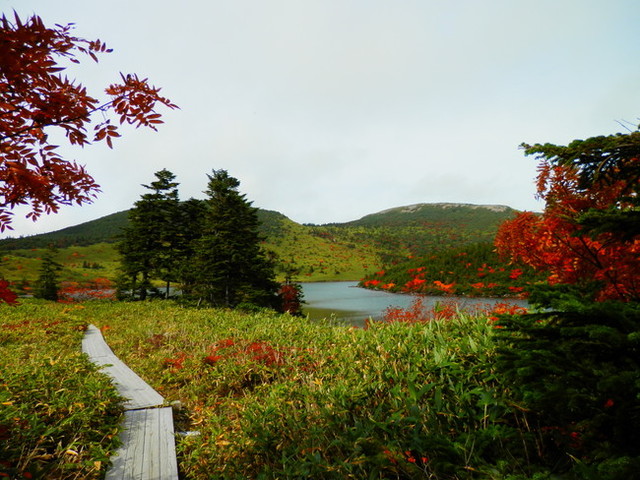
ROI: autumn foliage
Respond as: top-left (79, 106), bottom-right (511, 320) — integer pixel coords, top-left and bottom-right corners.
top-left (0, 11), bottom-right (176, 304)
top-left (0, 11), bottom-right (176, 231)
top-left (494, 129), bottom-right (640, 477)
top-left (382, 297), bottom-right (526, 324)
top-left (360, 242), bottom-right (540, 298)
top-left (495, 138), bottom-right (640, 301)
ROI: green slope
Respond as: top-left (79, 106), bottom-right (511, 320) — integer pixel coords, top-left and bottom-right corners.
top-left (310, 203), bottom-right (518, 265)
top-left (0, 211), bottom-right (129, 250)
top-left (344, 202), bottom-right (515, 229)
top-left (0, 203), bottom-right (519, 285)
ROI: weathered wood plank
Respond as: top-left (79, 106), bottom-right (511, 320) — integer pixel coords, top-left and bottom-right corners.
top-left (82, 324), bottom-right (116, 358)
top-left (82, 325), bottom-right (164, 409)
top-left (83, 324), bottom-right (179, 480)
top-left (105, 408), bottom-right (179, 480)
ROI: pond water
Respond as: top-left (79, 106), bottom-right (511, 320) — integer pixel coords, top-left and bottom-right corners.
top-left (301, 281), bottom-right (527, 327)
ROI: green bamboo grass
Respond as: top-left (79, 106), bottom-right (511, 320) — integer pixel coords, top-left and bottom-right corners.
top-left (0, 301), bottom-right (123, 479)
top-left (3, 300), bottom-right (543, 479)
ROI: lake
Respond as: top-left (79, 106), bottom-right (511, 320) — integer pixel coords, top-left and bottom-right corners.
top-left (301, 281), bottom-right (527, 327)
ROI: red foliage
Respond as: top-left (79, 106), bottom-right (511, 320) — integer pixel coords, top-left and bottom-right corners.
top-left (509, 268), bottom-right (524, 280)
top-left (203, 354), bottom-right (223, 365)
top-left (383, 297), bottom-right (527, 325)
top-left (245, 341), bottom-right (284, 366)
top-left (384, 298), bottom-right (430, 323)
top-left (0, 279), bottom-right (18, 305)
top-left (57, 279), bottom-right (115, 303)
top-left (163, 352), bottom-right (188, 371)
top-left (432, 280), bottom-right (456, 295)
top-left (0, 12), bottom-right (177, 231)
top-left (0, 12), bottom-right (175, 304)
top-left (383, 298), bottom-right (463, 323)
top-left (402, 276), bottom-right (426, 292)
top-left (278, 283), bottom-right (303, 315)
top-left (200, 337), bottom-right (319, 371)
top-left (495, 161), bottom-right (640, 301)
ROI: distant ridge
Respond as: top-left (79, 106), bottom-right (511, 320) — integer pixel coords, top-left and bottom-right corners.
top-left (0, 211), bottom-right (129, 250)
top-left (0, 202), bottom-right (518, 251)
top-left (344, 202), bottom-right (517, 229)
top-left (375, 202), bottom-right (511, 215)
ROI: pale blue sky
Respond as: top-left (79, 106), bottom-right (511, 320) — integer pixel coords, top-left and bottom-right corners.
top-left (2, 0), bottom-right (640, 237)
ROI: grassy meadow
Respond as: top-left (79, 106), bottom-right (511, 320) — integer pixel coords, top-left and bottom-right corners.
top-left (1, 243), bottom-right (121, 293)
top-left (1, 299), bottom-right (544, 479)
top-left (0, 237), bottom-right (382, 289)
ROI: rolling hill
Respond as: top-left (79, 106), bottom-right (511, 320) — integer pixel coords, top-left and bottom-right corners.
top-left (0, 211), bottom-right (129, 250)
top-left (343, 202), bottom-right (514, 228)
top-left (0, 202), bottom-right (520, 285)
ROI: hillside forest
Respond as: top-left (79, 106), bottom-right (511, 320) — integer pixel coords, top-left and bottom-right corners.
top-left (0, 184), bottom-right (543, 303)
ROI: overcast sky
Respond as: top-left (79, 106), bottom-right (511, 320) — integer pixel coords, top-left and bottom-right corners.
top-left (2, 0), bottom-right (640, 237)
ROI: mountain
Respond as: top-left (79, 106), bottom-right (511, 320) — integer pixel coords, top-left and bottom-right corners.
top-left (344, 203), bottom-right (515, 229)
top-left (0, 203), bottom-right (519, 284)
top-left (0, 211), bottom-right (129, 250)
top-left (315, 203), bottom-right (517, 265)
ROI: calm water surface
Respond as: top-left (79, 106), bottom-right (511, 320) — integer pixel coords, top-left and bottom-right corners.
top-left (301, 281), bottom-right (527, 327)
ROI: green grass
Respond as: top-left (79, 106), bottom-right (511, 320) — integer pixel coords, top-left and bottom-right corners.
top-left (1, 243), bottom-right (120, 289)
top-left (0, 301), bottom-right (123, 479)
top-left (3, 299), bottom-right (555, 479)
top-left (1, 235), bottom-right (382, 286)
top-left (68, 301), bottom-right (533, 479)
top-left (267, 222), bottom-right (383, 281)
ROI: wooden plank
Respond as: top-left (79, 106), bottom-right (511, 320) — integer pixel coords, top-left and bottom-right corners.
top-left (82, 324), bottom-right (116, 358)
top-left (82, 325), bottom-right (164, 409)
top-left (83, 325), bottom-right (179, 480)
top-left (105, 408), bottom-right (179, 480)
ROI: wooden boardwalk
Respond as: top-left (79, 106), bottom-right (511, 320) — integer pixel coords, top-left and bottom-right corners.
top-left (82, 325), bottom-right (179, 480)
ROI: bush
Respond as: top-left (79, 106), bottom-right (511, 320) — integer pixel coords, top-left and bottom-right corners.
top-left (495, 289), bottom-right (640, 478)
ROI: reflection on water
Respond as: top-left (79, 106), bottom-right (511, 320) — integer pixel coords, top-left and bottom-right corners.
top-left (301, 281), bottom-right (527, 327)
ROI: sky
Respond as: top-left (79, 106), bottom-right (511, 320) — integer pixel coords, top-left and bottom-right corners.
top-left (2, 0), bottom-right (640, 237)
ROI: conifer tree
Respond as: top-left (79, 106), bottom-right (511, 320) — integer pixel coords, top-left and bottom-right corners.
top-left (117, 169), bottom-right (181, 299)
top-left (193, 169), bottom-right (279, 308)
top-left (34, 244), bottom-right (61, 301)
top-left (174, 198), bottom-right (207, 296)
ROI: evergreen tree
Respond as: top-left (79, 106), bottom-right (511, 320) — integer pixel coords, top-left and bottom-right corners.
top-left (193, 169), bottom-right (279, 308)
top-left (174, 198), bottom-right (207, 297)
top-left (494, 127), bottom-right (640, 478)
top-left (117, 169), bottom-right (181, 299)
top-left (34, 244), bottom-right (61, 301)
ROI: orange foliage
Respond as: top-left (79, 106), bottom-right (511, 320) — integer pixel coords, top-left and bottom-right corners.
top-left (57, 279), bottom-right (115, 303)
top-left (495, 160), bottom-right (640, 301)
top-left (383, 297), bottom-right (527, 324)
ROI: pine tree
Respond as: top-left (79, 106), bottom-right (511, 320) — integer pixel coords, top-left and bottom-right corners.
top-left (34, 244), bottom-right (61, 301)
top-left (117, 169), bottom-right (181, 299)
top-left (174, 198), bottom-right (207, 297)
top-left (193, 169), bottom-right (279, 308)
